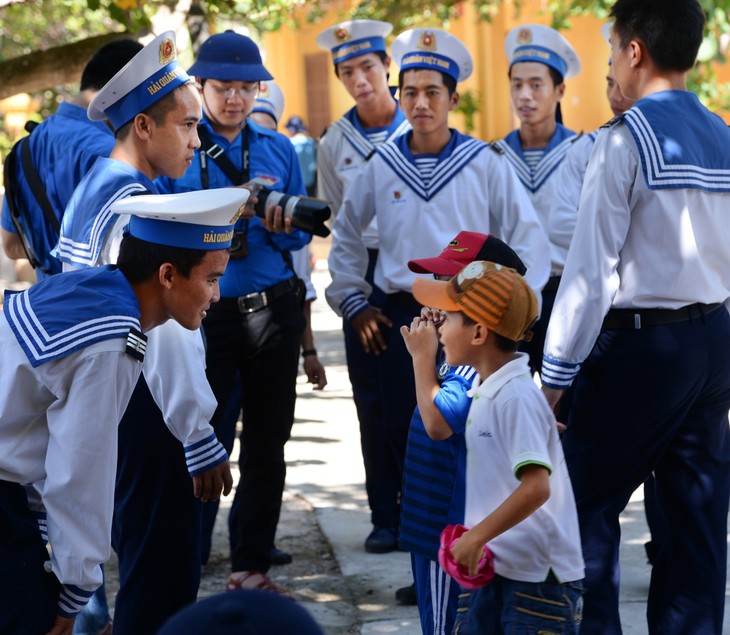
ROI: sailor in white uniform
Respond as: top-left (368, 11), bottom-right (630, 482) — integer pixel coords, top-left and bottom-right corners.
top-left (496, 23), bottom-right (581, 383)
top-left (326, 26), bottom-right (550, 563)
top-left (0, 188), bottom-right (245, 635)
top-left (541, 2), bottom-right (730, 632)
top-left (544, 23), bottom-right (634, 266)
top-left (52, 33), bottom-right (237, 634)
top-left (316, 19), bottom-right (412, 554)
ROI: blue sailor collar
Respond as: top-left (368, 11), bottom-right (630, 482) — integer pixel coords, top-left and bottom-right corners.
top-left (375, 128), bottom-right (488, 202)
top-left (54, 158), bottom-right (156, 268)
top-left (4, 266), bottom-right (144, 367)
top-left (332, 103), bottom-right (411, 158)
top-left (497, 124), bottom-right (576, 194)
top-left (619, 90), bottom-right (730, 192)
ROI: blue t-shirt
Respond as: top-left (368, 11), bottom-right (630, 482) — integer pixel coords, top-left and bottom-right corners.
top-left (399, 360), bottom-right (476, 560)
top-left (156, 118), bottom-right (311, 296)
top-left (1, 103), bottom-right (115, 277)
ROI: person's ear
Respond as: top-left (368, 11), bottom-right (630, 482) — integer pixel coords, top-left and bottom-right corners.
top-left (158, 262), bottom-right (176, 289)
top-left (450, 90), bottom-right (460, 111)
top-left (629, 39), bottom-right (643, 68)
top-left (134, 113), bottom-right (153, 140)
top-left (472, 322), bottom-right (488, 345)
top-left (555, 82), bottom-right (566, 101)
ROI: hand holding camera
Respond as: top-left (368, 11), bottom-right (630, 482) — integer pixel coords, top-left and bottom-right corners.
top-left (245, 178), bottom-right (332, 237)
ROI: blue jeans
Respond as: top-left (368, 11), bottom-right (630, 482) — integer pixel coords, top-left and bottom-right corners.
top-left (453, 575), bottom-right (584, 634)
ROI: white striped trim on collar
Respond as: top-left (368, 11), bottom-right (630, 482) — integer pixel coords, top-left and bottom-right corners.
top-left (6, 291), bottom-right (140, 366)
top-left (377, 137), bottom-right (488, 201)
top-left (624, 108), bottom-right (730, 191)
top-left (332, 117), bottom-right (411, 158)
top-left (497, 136), bottom-right (575, 194)
top-left (56, 182), bottom-right (148, 267)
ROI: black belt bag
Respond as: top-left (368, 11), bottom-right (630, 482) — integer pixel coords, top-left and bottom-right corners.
top-left (602, 302), bottom-right (723, 330)
top-left (227, 277), bottom-right (301, 314)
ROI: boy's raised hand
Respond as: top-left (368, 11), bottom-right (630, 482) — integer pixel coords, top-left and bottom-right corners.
top-left (400, 315), bottom-right (439, 361)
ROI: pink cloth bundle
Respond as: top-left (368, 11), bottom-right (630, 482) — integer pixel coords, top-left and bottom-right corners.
top-left (438, 524), bottom-right (495, 590)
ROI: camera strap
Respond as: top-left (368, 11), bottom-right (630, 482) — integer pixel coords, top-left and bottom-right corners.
top-left (197, 124), bottom-right (250, 189)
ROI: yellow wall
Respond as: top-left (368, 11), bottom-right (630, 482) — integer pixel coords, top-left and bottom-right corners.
top-left (261, 1), bottom-right (618, 140)
top-left (260, 0), bottom-right (730, 140)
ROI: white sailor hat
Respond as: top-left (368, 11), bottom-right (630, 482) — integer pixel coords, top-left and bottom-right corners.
top-left (391, 28), bottom-right (473, 83)
top-left (252, 81), bottom-right (285, 126)
top-left (505, 24), bottom-right (581, 80)
top-left (88, 31), bottom-right (191, 130)
top-left (316, 19), bottom-right (392, 66)
top-left (111, 188), bottom-right (250, 251)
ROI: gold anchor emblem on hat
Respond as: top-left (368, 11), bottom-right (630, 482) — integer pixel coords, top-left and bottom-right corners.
top-left (417, 31), bottom-right (437, 52)
top-left (517, 28), bottom-right (533, 44)
top-left (159, 37), bottom-right (176, 64)
top-left (231, 204), bottom-right (247, 223)
top-left (334, 26), bottom-right (351, 42)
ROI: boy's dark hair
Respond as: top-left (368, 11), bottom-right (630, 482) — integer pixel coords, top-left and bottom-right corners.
top-left (610, 0), bottom-right (704, 72)
top-left (461, 312), bottom-right (519, 353)
top-left (508, 64), bottom-right (564, 88)
top-left (116, 234), bottom-right (208, 283)
top-left (114, 84), bottom-right (190, 139)
top-left (398, 68), bottom-right (457, 97)
top-left (334, 50), bottom-right (389, 78)
top-left (80, 39), bottom-right (144, 92)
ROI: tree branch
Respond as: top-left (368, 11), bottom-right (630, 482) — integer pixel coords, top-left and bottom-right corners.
top-left (0, 32), bottom-right (138, 100)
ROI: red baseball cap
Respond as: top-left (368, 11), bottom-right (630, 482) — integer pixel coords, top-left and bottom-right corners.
top-left (408, 231), bottom-right (527, 277)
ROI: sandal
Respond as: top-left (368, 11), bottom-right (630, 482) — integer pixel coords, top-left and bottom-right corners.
top-left (226, 570), bottom-right (294, 599)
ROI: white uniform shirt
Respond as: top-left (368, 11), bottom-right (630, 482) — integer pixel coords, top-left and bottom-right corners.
top-left (317, 105), bottom-right (411, 249)
top-left (326, 131), bottom-right (550, 319)
top-left (63, 213), bottom-right (223, 470)
top-left (497, 126), bottom-right (577, 275)
top-left (0, 313), bottom-right (141, 599)
top-left (543, 132), bottom-right (596, 265)
top-left (464, 353), bottom-right (584, 583)
top-left (543, 120), bottom-right (730, 388)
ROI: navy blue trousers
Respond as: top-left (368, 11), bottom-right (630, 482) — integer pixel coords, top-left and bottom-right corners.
top-left (348, 289), bottom-right (420, 530)
top-left (343, 249), bottom-right (396, 528)
top-left (203, 289), bottom-right (304, 573)
top-left (562, 307), bottom-right (730, 635)
top-left (0, 481), bottom-right (58, 635)
top-left (112, 378), bottom-right (202, 635)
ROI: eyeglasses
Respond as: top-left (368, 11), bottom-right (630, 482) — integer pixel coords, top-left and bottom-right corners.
top-left (207, 83), bottom-right (259, 100)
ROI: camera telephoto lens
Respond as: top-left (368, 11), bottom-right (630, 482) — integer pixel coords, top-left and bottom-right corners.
top-left (253, 187), bottom-right (331, 237)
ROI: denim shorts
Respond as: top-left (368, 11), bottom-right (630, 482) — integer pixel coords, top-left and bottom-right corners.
top-left (453, 574), bottom-right (584, 634)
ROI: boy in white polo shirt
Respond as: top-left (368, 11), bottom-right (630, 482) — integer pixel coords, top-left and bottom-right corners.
top-left (412, 261), bottom-right (584, 633)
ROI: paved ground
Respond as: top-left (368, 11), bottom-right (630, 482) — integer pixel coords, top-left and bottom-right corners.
top-left (200, 262), bottom-right (730, 634)
top-left (2, 245), bottom-right (729, 634)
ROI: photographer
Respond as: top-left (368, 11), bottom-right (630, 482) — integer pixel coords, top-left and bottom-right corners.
top-left (155, 30), bottom-right (310, 596)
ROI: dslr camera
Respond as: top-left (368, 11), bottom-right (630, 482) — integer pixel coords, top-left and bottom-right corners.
top-left (252, 186), bottom-right (331, 238)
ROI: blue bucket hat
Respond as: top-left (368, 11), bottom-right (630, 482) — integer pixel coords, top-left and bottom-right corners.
top-left (188, 30), bottom-right (273, 82)
top-left (157, 591), bottom-right (325, 635)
